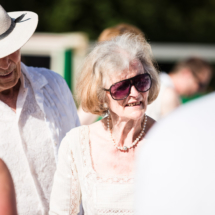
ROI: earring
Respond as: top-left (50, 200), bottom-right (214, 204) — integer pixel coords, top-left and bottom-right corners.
top-left (107, 109), bottom-right (110, 116)
top-left (103, 103), bottom-right (108, 109)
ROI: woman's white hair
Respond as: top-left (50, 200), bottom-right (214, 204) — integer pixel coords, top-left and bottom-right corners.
top-left (76, 33), bottom-right (160, 115)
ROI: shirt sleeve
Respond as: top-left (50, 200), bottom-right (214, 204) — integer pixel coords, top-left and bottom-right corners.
top-left (44, 68), bottom-right (81, 128)
top-left (49, 133), bottom-right (81, 215)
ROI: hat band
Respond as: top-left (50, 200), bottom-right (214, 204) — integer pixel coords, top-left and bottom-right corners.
top-left (0, 13), bottom-right (27, 40)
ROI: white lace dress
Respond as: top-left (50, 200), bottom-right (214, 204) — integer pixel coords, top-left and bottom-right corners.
top-left (49, 126), bottom-right (135, 215)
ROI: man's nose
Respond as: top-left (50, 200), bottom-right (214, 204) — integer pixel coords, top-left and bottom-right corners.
top-left (0, 56), bottom-right (10, 70)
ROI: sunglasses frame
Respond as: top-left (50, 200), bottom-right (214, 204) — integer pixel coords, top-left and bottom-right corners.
top-left (190, 69), bottom-right (207, 91)
top-left (103, 73), bottom-right (152, 100)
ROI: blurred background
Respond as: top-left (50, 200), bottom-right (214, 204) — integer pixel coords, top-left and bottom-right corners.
top-left (2, 0), bottom-right (215, 99)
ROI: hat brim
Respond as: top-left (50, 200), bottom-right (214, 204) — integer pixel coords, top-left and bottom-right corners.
top-left (0, 11), bottom-right (38, 58)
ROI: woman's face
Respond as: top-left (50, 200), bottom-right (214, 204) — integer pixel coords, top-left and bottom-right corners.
top-left (105, 60), bottom-right (149, 121)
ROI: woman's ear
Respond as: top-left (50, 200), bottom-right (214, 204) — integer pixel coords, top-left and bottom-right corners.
top-left (103, 103), bottom-right (108, 109)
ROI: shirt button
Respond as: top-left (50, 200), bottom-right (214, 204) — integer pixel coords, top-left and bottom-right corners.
top-left (55, 142), bottom-right (57, 146)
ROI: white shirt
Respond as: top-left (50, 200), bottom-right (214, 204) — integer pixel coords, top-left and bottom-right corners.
top-left (0, 63), bottom-right (80, 215)
top-left (136, 92), bottom-right (215, 215)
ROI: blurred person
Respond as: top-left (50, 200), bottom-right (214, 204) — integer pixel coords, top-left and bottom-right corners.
top-left (146, 57), bottom-right (212, 120)
top-left (0, 159), bottom-right (17, 215)
top-left (49, 33), bottom-right (159, 214)
top-left (97, 23), bottom-right (145, 42)
top-left (136, 92), bottom-right (215, 215)
top-left (78, 23), bottom-right (146, 125)
top-left (0, 5), bottom-right (80, 214)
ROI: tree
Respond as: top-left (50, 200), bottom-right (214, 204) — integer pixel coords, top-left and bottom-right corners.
top-left (2, 0), bottom-right (215, 43)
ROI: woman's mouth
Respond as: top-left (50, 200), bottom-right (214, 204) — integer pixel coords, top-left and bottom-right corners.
top-left (126, 101), bottom-right (142, 107)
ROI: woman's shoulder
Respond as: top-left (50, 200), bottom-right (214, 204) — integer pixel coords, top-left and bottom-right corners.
top-left (88, 119), bottom-right (104, 129)
top-left (66, 125), bottom-right (89, 136)
top-left (87, 119), bottom-right (107, 138)
top-left (58, 125), bottom-right (90, 164)
top-left (60, 125), bottom-right (89, 149)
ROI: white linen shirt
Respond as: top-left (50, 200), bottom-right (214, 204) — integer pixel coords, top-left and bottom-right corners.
top-left (0, 63), bottom-right (80, 215)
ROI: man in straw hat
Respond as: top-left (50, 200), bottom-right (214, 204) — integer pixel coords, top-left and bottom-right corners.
top-left (0, 5), bottom-right (80, 214)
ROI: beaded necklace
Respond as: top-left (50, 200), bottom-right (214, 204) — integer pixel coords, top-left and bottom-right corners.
top-left (107, 114), bottom-right (147, 151)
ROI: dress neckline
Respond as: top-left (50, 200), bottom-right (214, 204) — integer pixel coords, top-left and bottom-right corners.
top-left (81, 125), bottom-right (134, 180)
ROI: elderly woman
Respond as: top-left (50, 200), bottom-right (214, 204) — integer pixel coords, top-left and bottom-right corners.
top-left (49, 33), bottom-right (160, 215)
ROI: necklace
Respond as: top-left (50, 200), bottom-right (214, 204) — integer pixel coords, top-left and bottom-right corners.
top-left (107, 114), bottom-right (147, 151)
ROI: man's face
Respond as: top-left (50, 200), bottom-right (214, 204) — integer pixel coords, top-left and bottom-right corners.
top-left (180, 67), bottom-right (212, 96)
top-left (0, 50), bottom-right (21, 93)
top-left (187, 68), bottom-right (212, 96)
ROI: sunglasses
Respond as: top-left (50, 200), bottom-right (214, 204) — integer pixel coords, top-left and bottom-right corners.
top-left (191, 70), bottom-right (207, 91)
top-left (103, 73), bottom-right (152, 100)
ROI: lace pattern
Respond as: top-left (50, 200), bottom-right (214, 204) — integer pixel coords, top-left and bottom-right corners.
top-left (69, 150), bottom-right (80, 215)
top-left (80, 126), bottom-right (96, 215)
top-left (96, 209), bottom-right (134, 215)
top-left (96, 176), bottom-right (134, 184)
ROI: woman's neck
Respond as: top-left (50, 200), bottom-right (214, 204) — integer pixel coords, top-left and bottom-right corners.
top-left (110, 115), bottom-right (144, 148)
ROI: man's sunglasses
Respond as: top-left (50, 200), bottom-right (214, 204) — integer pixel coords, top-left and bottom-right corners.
top-left (103, 73), bottom-right (152, 100)
top-left (191, 70), bottom-right (207, 91)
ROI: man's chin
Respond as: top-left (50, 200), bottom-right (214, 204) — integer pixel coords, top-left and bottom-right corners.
top-left (0, 79), bottom-right (20, 93)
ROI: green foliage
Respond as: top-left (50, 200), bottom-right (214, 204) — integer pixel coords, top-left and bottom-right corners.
top-left (2, 0), bottom-right (215, 42)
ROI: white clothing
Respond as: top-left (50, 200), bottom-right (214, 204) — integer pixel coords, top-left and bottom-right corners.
top-left (0, 63), bottom-right (80, 215)
top-left (50, 126), bottom-right (135, 215)
top-left (136, 93), bottom-right (215, 215)
top-left (146, 72), bottom-right (180, 120)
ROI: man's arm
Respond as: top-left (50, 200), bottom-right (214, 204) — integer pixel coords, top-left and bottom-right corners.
top-left (0, 159), bottom-right (17, 215)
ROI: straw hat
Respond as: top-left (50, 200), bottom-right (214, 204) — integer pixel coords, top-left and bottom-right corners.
top-left (0, 5), bottom-right (38, 58)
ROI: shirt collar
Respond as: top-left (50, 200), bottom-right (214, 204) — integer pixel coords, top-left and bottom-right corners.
top-left (19, 71), bottom-right (27, 89)
top-left (21, 62), bottom-right (48, 90)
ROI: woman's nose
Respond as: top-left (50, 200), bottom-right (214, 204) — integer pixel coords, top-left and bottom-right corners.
top-left (0, 56), bottom-right (11, 70)
top-left (129, 85), bottom-right (139, 97)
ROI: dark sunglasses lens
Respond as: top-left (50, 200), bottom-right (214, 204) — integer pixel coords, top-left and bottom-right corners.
top-left (198, 83), bottom-right (206, 91)
top-left (110, 80), bottom-right (130, 100)
top-left (134, 74), bottom-right (151, 92)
